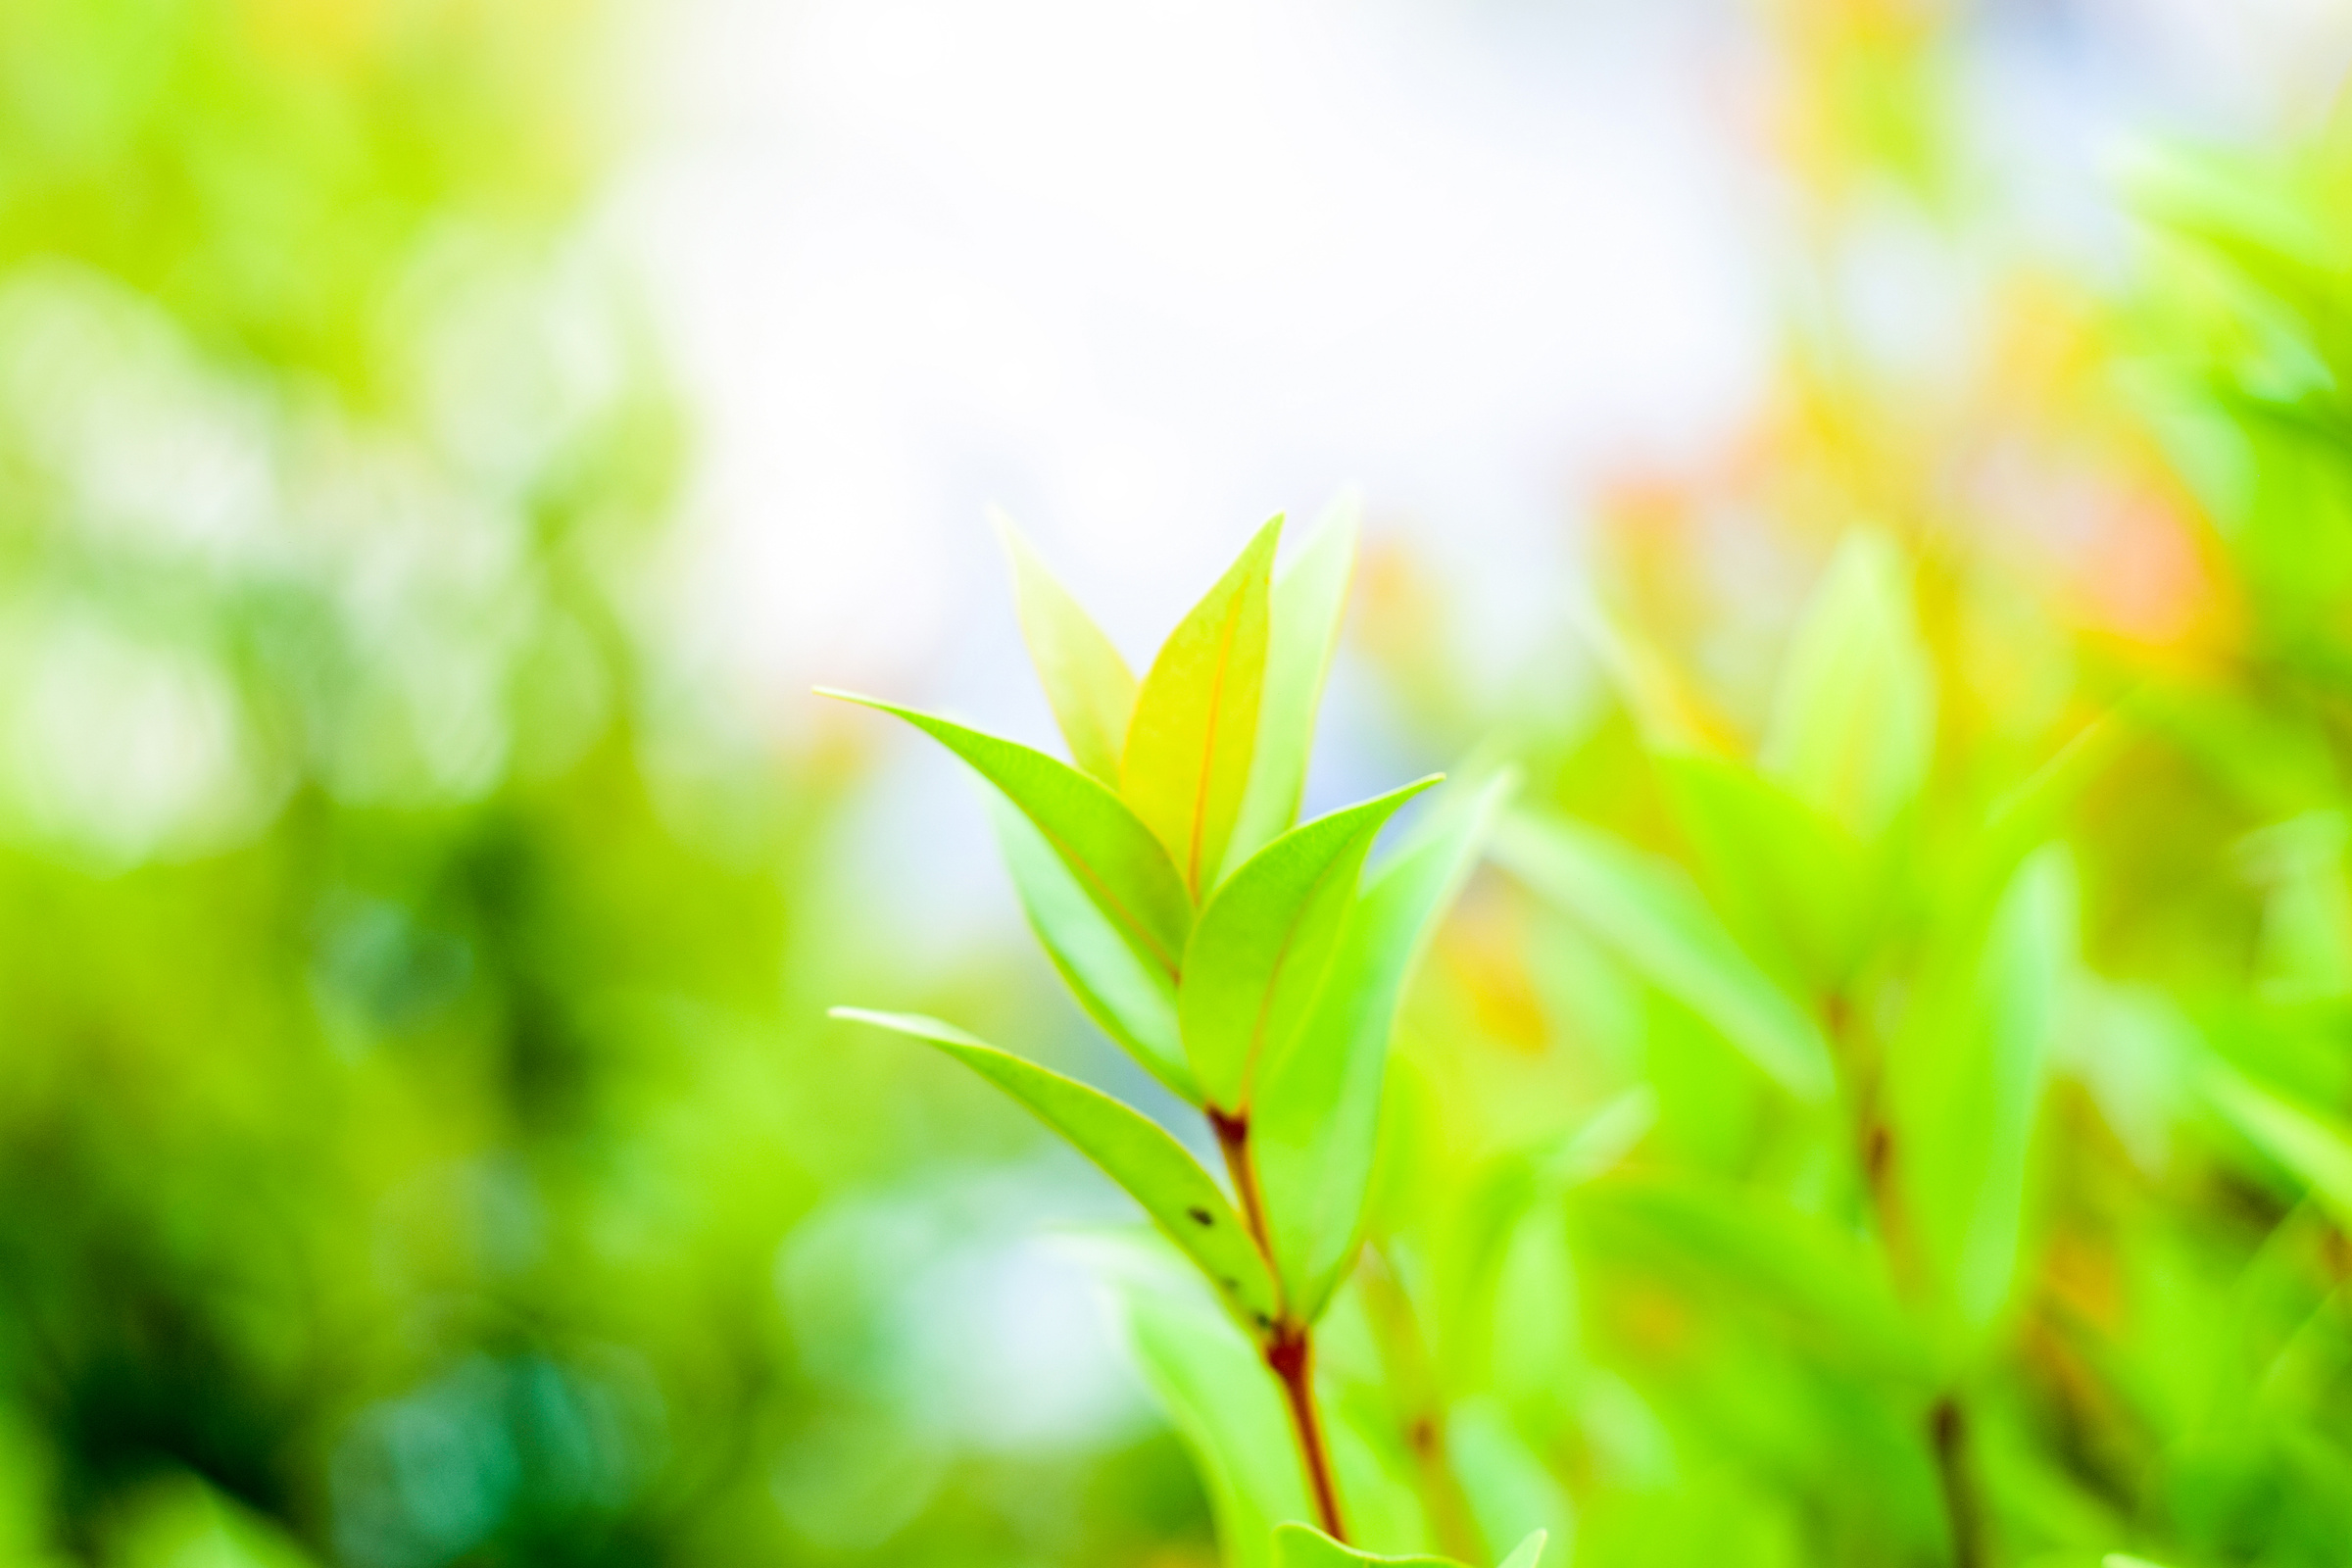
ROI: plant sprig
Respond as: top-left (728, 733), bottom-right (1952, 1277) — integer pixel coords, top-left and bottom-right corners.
top-left (826, 507), bottom-right (1508, 1547)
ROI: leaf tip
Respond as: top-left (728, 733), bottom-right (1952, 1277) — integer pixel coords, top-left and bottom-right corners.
top-left (1498, 1528), bottom-right (1548, 1568)
top-left (987, 504), bottom-right (1031, 558)
top-left (1244, 512), bottom-right (1286, 564)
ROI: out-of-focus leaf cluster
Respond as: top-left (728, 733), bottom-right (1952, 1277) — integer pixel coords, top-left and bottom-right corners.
top-left (0, 5), bottom-right (1211, 1567)
top-left (1327, 33), bottom-right (2352, 1568)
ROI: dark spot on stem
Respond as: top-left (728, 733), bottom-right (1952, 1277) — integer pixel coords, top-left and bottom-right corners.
top-left (1188, 1205), bottom-right (1213, 1226)
top-left (1863, 1123), bottom-right (1892, 1189)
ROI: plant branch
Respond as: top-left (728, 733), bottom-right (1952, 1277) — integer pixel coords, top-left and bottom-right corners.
top-left (1209, 1106), bottom-right (1276, 1272)
top-left (1360, 1245), bottom-right (1482, 1562)
top-left (1268, 1321), bottom-right (1349, 1543)
top-left (1828, 997), bottom-right (1986, 1568)
top-left (1209, 1104), bottom-right (1349, 1543)
top-left (1930, 1396), bottom-right (1984, 1568)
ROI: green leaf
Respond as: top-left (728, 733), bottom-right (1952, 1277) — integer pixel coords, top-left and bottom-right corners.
top-left (1257, 773), bottom-right (1517, 1322)
top-left (1088, 1234), bottom-right (1309, 1568)
top-left (1494, 1533), bottom-right (1548, 1568)
top-left (829, 1008), bottom-right (1281, 1338)
top-left (1227, 498), bottom-right (1359, 878)
top-left (2238, 811), bottom-right (2352, 1003)
top-left (1435, 1090), bottom-right (1654, 1402)
top-left (1886, 846), bottom-right (2074, 1335)
top-left (1273, 1523), bottom-right (1455, 1567)
top-left (105, 1477), bottom-right (319, 1568)
top-left (2203, 1057), bottom-right (2352, 1228)
top-left (1124, 516), bottom-right (1282, 899)
top-left (1446, 1402), bottom-right (1570, 1568)
top-left (1271, 1522), bottom-right (1546, 1568)
top-left (816, 691), bottom-right (1191, 977)
top-left (989, 796), bottom-right (1196, 1102)
top-left (1760, 531), bottom-right (1935, 838)
top-left (1181, 775), bottom-right (1443, 1114)
top-left (1970, 715), bottom-right (2126, 921)
top-left (1569, 1173), bottom-right (1927, 1380)
top-left (1654, 752), bottom-right (1868, 993)
top-left (994, 510), bottom-right (1137, 784)
top-left (1491, 810), bottom-right (1836, 1101)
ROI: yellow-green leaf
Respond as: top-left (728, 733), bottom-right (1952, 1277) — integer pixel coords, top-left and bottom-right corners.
top-left (1124, 516), bottom-right (1283, 899)
top-left (995, 510), bottom-right (1137, 784)
top-left (817, 691), bottom-right (1191, 978)
top-left (830, 1009), bottom-right (1281, 1339)
top-left (1226, 499), bottom-right (1358, 878)
top-left (1181, 776), bottom-right (1442, 1115)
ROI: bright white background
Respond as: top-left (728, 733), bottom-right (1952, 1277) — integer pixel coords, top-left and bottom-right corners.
top-left (620, 0), bottom-right (2352, 726)
top-left (605, 0), bottom-right (2352, 965)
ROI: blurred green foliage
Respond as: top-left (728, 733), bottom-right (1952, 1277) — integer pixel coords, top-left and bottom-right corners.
top-left (15, 2), bottom-right (2352, 1567)
top-left (0, 3), bottom-right (1207, 1566)
top-left (1320, 28), bottom-right (2352, 1568)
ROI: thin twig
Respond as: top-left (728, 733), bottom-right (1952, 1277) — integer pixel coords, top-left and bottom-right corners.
top-left (1210, 1107), bottom-right (1277, 1276)
top-left (1269, 1321), bottom-right (1349, 1543)
top-left (1360, 1245), bottom-right (1483, 1561)
top-left (1210, 1104), bottom-right (1350, 1543)
top-left (1930, 1396), bottom-right (1985, 1568)
top-left (1828, 996), bottom-right (1985, 1568)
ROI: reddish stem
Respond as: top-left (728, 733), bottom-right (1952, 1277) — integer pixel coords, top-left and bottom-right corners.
top-left (1208, 1105), bottom-right (1348, 1543)
top-left (1827, 996), bottom-right (1984, 1568)
top-left (1268, 1322), bottom-right (1349, 1543)
top-left (1931, 1396), bottom-right (1984, 1568)
top-left (1209, 1106), bottom-right (1275, 1264)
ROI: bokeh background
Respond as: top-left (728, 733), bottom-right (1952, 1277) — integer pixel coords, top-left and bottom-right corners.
top-left (9, 1), bottom-right (2352, 1564)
